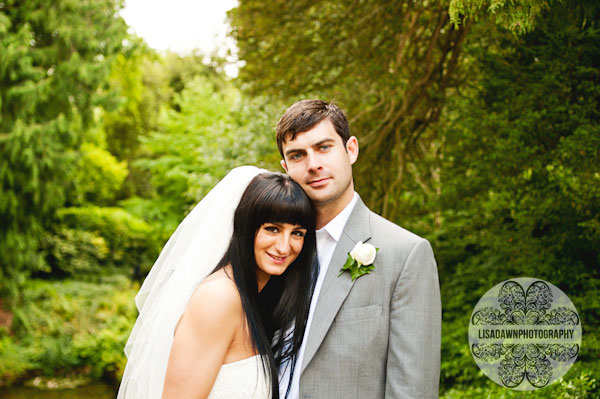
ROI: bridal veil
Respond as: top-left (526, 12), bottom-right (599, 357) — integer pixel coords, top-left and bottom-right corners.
top-left (117, 166), bottom-right (266, 399)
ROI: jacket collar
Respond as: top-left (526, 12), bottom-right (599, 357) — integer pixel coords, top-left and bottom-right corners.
top-left (301, 195), bottom-right (371, 373)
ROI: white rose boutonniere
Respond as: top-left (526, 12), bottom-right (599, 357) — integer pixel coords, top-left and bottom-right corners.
top-left (338, 241), bottom-right (378, 281)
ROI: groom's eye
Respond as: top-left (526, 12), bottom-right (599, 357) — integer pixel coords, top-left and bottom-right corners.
top-left (289, 152), bottom-right (303, 160)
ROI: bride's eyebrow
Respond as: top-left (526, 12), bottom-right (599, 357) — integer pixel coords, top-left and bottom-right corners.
top-left (266, 222), bottom-right (307, 230)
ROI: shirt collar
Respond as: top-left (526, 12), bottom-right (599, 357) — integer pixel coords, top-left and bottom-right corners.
top-left (316, 192), bottom-right (358, 242)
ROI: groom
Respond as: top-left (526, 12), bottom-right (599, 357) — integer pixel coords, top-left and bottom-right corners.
top-left (277, 100), bottom-right (441, 398)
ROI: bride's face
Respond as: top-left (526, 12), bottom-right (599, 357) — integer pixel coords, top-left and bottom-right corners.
top-left (254, 222), bottom-right (307, 287)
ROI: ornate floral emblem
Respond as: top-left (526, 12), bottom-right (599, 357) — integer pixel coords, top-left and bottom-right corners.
top-left (468, 278), bottom-right (581, 390)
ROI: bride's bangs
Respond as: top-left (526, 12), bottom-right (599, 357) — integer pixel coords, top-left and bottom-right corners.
top-left (253, 180), bottom-right (315, 231)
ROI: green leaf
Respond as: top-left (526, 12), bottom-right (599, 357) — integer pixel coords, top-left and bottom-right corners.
top-left (338, 254), bottom-right (357, 277)
top-left (350, 264), bottom-right (376, 281)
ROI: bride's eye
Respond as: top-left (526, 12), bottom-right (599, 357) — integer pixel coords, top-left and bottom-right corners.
top-left (264, 225), bottom-right (278, 233)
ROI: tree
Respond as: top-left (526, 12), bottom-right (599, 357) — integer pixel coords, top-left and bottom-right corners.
top-left (127, 72), bottom-right (282, 252)
top-left (0, 0), bottom-right (129, 282)
top-left (229, 1), bottom-right (552, 221)
top-left (230, 0), bottom-right (600, 392)
top-left (437, 0), bottom-right (600, 389)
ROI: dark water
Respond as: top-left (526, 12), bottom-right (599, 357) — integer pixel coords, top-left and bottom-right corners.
top-left (0, 381), bottom-right (117, 399)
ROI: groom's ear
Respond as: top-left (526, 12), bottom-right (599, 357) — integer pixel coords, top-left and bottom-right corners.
top-left (346, 136), bottom-right (359, 165)
top-left (280, 159), bottom-right (288, 172)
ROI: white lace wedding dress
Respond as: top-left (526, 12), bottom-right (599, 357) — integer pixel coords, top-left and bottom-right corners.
top-left (208, 355), bottom-right (270, 399)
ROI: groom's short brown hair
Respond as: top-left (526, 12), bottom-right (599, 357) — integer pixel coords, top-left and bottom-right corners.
top-left (276, 99), bottom-right (350, 158)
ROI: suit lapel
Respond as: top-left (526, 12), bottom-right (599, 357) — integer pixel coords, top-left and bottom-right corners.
top-left (301, 197), bottom-right (371, 374)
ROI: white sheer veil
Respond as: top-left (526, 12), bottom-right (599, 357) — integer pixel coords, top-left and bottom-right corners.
top-left (117, 165), bottom-right (267, 399)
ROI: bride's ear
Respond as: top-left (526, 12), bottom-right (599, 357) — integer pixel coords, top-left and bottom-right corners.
top-left (280, 159), bottom-right (288, 172)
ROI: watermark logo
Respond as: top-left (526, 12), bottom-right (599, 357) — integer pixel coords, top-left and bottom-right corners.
top-left (468, 277), bottom-right (581, 390)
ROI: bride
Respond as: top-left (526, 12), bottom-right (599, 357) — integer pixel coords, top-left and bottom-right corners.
top-left (117, 167), bottom-right (317, 399)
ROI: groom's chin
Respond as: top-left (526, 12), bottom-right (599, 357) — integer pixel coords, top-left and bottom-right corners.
top-left (305, 190), bottom-right (334, 205)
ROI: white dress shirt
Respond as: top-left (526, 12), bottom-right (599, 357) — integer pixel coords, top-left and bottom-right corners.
top-left (279, 192), bottom-right (358, 399)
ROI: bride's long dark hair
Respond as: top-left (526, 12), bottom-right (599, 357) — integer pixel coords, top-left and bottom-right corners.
top-left (213, 172), bottom-right (317, 399)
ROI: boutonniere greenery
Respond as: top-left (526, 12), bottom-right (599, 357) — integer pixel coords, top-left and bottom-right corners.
top-left (338, 241), bottom-right (378, 281)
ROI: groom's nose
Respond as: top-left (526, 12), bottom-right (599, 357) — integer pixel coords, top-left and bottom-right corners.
top-left (306, 152), bottom-right (322, 172)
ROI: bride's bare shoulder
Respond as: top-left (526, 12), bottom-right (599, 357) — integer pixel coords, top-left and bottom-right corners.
top-left (184, 268), bottom-right (242, 324)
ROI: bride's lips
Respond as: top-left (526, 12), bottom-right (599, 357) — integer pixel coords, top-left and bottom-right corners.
top-left (267, 253), bottom-right (288, 264)
top-left (308, 177), bottom-right (330, 188)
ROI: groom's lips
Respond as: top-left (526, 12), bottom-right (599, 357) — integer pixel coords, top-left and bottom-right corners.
top-left (308, 177), bottom-right (330, 188)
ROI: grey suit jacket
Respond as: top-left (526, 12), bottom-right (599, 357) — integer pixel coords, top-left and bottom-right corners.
top-left (299, 196), bottom-right (441, 399)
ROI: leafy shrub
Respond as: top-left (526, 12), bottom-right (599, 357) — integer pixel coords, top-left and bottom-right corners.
top-left (70, 143), bottom-right (128, 206)
top-left (0, 277), bottom-right (138, 386)
top-left (0, 336), bottom-right (35, 386)
top-left (50, 206), bottom-right (160, 277)
top-left (441, 368), bottom-right (598, 398)
top-left (43, 228), bottom-right (109, 276)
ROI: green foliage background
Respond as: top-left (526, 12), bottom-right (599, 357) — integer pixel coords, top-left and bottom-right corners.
top-left (0, 0), bottom-right (598, 397)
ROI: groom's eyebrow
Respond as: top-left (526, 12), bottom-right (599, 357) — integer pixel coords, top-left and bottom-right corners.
top-left (313, 138), bottom-right (334, 147)
top-left (284, 139), bottom-right (334, 158)
top-left (285, 139), bottom-right (331, 155)
top-left (284, 147), bottom-right (305, 158)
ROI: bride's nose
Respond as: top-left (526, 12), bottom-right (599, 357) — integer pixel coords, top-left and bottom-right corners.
top-left (274, 233), bottom-right (291, 254)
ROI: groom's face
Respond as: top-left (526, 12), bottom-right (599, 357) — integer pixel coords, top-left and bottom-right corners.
top-left (280, 119), bottom-right (358, 210)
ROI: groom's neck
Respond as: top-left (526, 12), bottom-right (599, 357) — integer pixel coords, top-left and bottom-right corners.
top-left (315, 187), bottom-right (355, 229)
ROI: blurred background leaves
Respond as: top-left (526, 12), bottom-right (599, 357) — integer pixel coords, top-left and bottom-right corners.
top-left (0, 0), bottom-right (598, 396)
